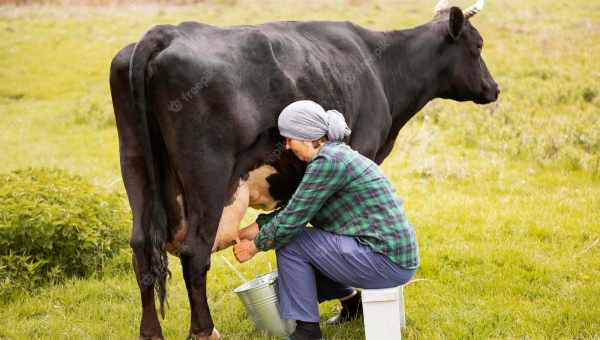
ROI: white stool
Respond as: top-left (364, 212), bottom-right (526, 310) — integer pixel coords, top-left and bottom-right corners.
top-left (361, 285), bottom-right (405, 340)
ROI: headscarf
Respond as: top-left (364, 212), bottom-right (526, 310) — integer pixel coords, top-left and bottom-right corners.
top-left (277, 100), bottom-right (352, 141)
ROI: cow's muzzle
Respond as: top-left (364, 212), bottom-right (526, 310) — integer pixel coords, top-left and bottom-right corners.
top-left (476, 82), bottom-right (500, 104)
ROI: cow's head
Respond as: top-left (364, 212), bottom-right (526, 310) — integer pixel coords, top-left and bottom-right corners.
top-left (432, 0), bottom-right (499, 104)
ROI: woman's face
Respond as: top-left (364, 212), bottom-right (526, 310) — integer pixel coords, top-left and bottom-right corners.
top-left (284, 137), bottom-right (323, 162)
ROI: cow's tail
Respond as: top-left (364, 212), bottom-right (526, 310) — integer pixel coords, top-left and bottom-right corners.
top-left (128, 26), bottom-right (176, 319)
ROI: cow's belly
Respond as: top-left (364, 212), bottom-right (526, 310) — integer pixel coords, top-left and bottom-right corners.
top-left (166, 165), bottom-right (280, 256)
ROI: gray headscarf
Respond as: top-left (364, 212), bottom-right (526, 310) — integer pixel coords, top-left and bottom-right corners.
top-left (277, 100), bottom-right (352, 142)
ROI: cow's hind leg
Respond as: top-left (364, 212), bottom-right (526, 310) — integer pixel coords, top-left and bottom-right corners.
top-left (148, 46), bottom-right (262, 338)
top-left (175, 158), bottom-right (233, 339)
top-left (155, 126), bottom-right (233, 337)
top-left (110, 44), bottom-right (163, 339)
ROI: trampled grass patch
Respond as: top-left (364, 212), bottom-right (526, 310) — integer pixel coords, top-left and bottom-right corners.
top-left (0, 0), bottom-right (598, 339)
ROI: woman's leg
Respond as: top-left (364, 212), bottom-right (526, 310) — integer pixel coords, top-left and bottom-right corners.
top-left (276, 242), bottom-right (320, 322)
top-left (275, 227), bottom-right (415, 322)
top-left (315, 269), bottom-right (355, 303)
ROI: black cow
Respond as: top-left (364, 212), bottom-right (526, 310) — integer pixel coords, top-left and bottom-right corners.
top-left (109, 1), bottom-right (498, 338)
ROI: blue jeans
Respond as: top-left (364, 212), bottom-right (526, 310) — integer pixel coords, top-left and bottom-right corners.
top-left (275, 227), bottom-right (416, 322)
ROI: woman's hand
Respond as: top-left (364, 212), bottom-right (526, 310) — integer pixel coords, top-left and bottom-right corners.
top-left (238, 222), bottom-right (260, 241)
top-left (233, 239), bottom-right (258, 263)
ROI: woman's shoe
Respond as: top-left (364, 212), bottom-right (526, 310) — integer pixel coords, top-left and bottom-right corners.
top-left (325, 290), bottom-right (363, 325)
top-left (287, 321), bottom-right (324, 340)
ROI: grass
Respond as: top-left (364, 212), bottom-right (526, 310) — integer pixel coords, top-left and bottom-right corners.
top-left (0, 0), bottom-right (599, 339)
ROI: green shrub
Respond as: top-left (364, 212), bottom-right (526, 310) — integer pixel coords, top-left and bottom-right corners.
top-left (582, 87), bottom-right (598, 103)
top-left (0, 168), bottom-right (130, 300)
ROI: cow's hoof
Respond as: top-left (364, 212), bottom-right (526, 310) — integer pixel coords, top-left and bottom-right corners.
top-left (187, 328), bottom-right (221, 340)
top-left (211, 328), bottom-right (221, 340)
top-left (138, 336), bottom-right (163, 340)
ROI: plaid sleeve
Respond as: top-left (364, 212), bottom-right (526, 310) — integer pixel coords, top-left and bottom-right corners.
top-left (255, 210), bottom-right (280, 230)
top-left (254, 156), bottom-right (348, 251)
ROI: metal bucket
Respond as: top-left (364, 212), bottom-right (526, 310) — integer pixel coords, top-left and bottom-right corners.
top-left (233, 271), bottom-right (296, 337)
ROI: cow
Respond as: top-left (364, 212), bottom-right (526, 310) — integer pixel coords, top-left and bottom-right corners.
top-left (109, 0), bottom-right (498, 338)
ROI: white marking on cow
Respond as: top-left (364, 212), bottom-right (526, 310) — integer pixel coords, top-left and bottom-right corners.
top-left (165, 194), bottom-right (188, 256)
top-left (247, 165), bottom-right (280, 211)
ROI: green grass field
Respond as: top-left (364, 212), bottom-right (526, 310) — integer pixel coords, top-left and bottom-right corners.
top-left (1, 0), bottom-right (599, 339)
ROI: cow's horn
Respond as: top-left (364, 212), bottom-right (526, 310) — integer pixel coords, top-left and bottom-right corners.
top-left (433, 0), bottom-right (450, 14)
top-left (463, 0), bottom-right (484, 19)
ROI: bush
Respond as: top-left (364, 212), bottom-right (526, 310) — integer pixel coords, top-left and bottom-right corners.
top-left (0, 168), bottom-right (130, 300)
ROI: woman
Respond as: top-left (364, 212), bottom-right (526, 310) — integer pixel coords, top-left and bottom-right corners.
top-left (234, 100), bottom-right (419, 340)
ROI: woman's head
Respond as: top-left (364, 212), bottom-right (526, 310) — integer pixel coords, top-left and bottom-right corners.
top-left (278, 100), bottom-right (351, 161)
top-left (283, 136), bottom-right (327, 162)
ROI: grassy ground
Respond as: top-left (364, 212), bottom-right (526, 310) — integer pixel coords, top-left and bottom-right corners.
top-left (1, 0), bottom-right (599, 339)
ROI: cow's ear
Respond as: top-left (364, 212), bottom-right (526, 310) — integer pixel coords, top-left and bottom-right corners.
top-left (448, 6), bottom-right (465, 40)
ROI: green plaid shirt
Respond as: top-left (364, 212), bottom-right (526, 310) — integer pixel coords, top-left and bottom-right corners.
top-left (254, 141), bottom-right (419, 269)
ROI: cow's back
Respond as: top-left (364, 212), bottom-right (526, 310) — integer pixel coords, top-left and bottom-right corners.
top-left (166, 20), bottom-right (384, 129)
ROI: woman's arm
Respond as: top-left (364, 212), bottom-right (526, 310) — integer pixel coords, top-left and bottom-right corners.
top-left (238, 222), bottom-right (259, 241)
top-left (254, 156), bottom-right (348, 251)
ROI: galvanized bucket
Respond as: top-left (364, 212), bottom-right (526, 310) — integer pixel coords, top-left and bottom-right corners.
top-left (233, 271), bottom-right (296, 337)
